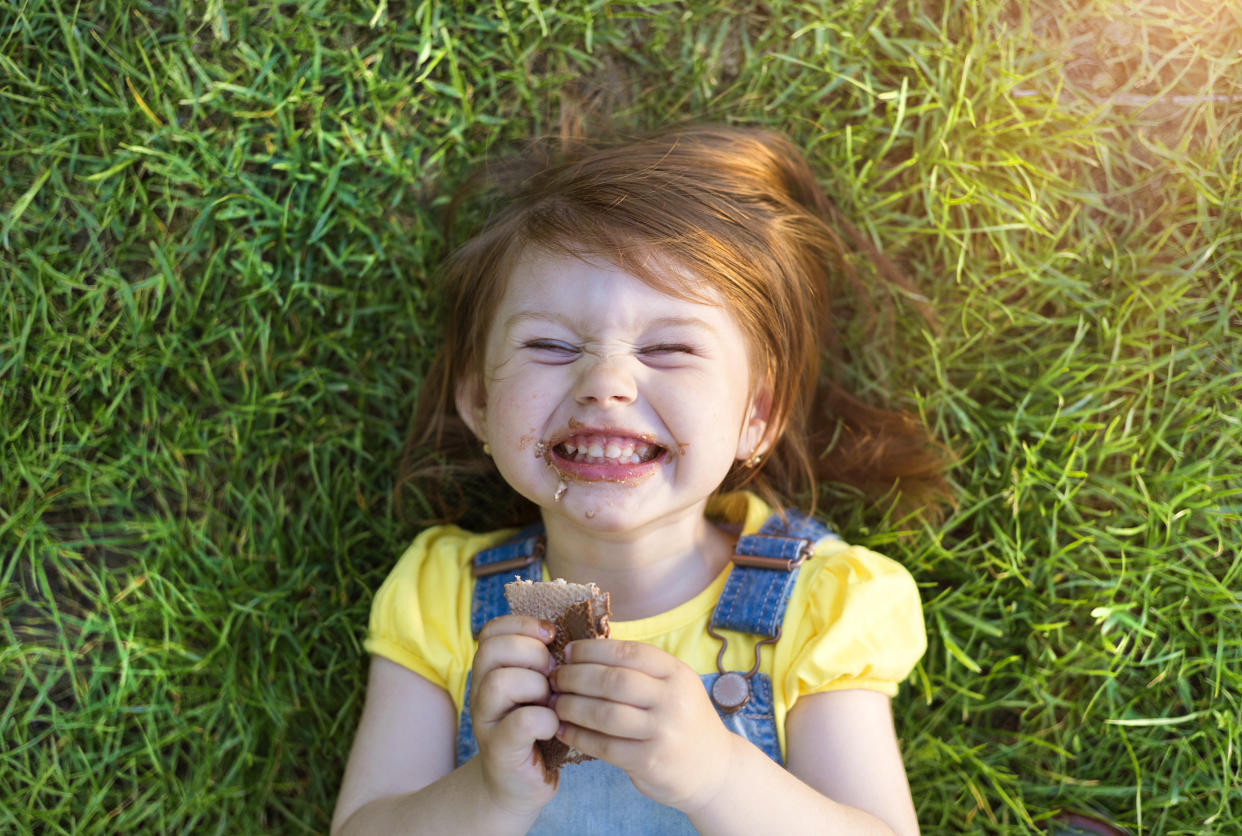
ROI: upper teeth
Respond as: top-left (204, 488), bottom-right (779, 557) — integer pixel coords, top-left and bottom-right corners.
top-left (559, 435), bottom-right (657, 464)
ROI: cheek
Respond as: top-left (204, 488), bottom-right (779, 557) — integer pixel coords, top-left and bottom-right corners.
top-left (486, 374), bottom-right (558, 431)
top-left (668, 373), bottom-right (750, 419)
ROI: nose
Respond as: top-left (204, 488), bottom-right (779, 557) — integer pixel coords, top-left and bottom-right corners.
top-left (572, 354), bottom-right (637, 406)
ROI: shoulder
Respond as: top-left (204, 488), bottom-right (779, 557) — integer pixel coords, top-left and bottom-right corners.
top-left (796, 539), bottom-right (922, 629)
top-left (364, 524), bottom-right (520, 683)
top-left (781, 530), bottom-right (927, 696)
top-left (390, 524), bottom-right (515, 574)
top-left (711, 491), bottom-right (917, 592)
top-left (805, 537), bottom-right (917, 587)
top-left (378, 523), bottom-right (527, 590)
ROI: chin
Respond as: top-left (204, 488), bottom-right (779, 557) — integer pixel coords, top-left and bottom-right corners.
top-left (564, 507), bottom-right (636, 533)
top-left (544, 491), bottom-right (698, 537)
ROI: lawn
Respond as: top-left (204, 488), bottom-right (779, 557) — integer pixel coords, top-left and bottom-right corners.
top-left (2, 0), bottom-right (1239, 833)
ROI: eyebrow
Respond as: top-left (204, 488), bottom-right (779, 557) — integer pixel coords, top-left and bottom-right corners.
top-left (503, 311), bottom-right (720, 334)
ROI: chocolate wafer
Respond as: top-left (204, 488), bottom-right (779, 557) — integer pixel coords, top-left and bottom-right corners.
top-left (504, 578), bottom-right (611, 779)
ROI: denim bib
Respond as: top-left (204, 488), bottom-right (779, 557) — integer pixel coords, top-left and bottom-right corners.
top-left (457, 510), bottom-right (837, 835)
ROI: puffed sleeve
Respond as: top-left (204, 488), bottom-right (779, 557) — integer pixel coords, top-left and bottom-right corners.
top-left (780, 542), bottom-right (927, 699)
top-left (364, 525), bottom-right (506, 706)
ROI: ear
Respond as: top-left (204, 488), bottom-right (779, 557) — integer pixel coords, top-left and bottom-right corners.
top-left (736, 383), bottom-right (774, 461)
top-left (455, 372), bottom-right (489, 442)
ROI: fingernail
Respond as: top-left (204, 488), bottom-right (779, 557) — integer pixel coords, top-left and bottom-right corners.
top-left (561, 642), bottom-right (573, 662)
top-left (538, 620), bottom-right (556, 640)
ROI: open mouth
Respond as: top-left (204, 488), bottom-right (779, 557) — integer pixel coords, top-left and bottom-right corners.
top-left (551, 434), bottom-right (665, 466)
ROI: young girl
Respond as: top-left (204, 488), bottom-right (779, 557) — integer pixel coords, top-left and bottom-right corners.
top-left (332, 125), bottom-right (950, 835)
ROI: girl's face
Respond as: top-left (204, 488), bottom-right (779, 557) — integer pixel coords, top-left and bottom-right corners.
top-left (457, 246), bottom-right (770, 537)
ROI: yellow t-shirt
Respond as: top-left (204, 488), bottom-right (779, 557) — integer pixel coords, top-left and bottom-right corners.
top-left (365, 491), bottom-right (926, 757)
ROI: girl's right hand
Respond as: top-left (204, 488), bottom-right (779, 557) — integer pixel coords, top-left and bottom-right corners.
top-left (469, 615), bottom-right (560, 814)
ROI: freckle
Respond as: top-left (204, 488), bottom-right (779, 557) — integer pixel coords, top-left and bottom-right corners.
top-left (585, 510), bottom-right (596, 519)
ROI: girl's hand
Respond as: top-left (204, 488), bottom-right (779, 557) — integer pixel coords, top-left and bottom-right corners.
top-left (470, 615), bottom-right (561, 814)
top-left (549, 639), bottom-right (737, 812)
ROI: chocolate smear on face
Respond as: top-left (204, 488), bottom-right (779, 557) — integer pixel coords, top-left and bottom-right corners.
top-left (554, 480), bottom-right (568, 502)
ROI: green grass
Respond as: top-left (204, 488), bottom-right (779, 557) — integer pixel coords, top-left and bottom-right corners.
top-left (3, 0), bottom-right (1239, 832)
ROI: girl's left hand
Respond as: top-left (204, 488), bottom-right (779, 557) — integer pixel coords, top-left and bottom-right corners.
top-left (549, 639), bottom-right (737, 812)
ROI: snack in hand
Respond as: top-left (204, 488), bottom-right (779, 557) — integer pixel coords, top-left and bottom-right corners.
top-left (504, 578), bottom-right (611, 779)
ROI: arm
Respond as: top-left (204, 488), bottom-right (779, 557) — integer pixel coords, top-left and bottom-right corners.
top-left (552, 641), bottom-right (916, 835)
top-left (784, 689), bottom-right (920, 835)
top-left (331, 656), bottom-right (452, 833)
top-left (688, 689), bottom-right (919, 835)
top-left (331, 617), bottom-right (561, 836)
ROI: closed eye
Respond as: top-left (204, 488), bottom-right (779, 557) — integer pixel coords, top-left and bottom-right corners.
top-left (522, 339), bottom-right (580, 359)
top-left (638, 343), bottom-right (700, 367)
top-left (639, 343), bottom-right (695, 355)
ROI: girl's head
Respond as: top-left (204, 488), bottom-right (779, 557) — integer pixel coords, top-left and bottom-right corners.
top-left (402, 125), bottom-right (950, 527)
top-left (453, 245), bottom-right (773, 532)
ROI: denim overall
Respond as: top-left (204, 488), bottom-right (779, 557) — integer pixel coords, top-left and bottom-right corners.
top-left (456, 510), bottom-right (837, 835)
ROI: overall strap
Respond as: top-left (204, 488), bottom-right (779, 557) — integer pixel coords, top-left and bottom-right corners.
top-left (709, 508), bottom-right (839, 637)
top-left (469, 523), bottom-right (545, 637)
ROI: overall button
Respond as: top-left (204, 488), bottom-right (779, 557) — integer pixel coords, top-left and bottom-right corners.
top-left (710, 672), bottom-right (750, 714)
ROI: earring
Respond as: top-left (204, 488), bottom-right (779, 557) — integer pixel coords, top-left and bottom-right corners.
top-left (483, 443), bottom-right (492, 456)
top-left (746, 452), bottom-right (763, 468)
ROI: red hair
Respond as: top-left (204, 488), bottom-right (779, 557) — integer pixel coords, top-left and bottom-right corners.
top-left (397, 125), bottom-right (952, 528)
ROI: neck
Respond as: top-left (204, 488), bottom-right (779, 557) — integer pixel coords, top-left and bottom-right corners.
top-left (540, 506), bottom-right (736, 620)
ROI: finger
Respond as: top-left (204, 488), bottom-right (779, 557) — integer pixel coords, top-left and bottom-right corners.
top-left (553, 693), bottom-right (653, 741)
top-left (474, 667), bottom-right (553, 725)
top-left (478, 614), bottom-right (555, 644)
top-left (556, 720), bottom-right (642, 767)
top-left (472, 633), bottom-right (555, 680)
top-left (486, 705), bottom-right (561, 768)
top-left (550, 662), bottom-right (661, 709)
top-left (564, 638), bottom-right (678, 677)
